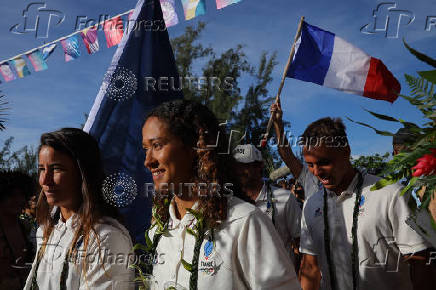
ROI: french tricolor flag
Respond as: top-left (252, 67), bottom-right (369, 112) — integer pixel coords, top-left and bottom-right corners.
top-left (287, 21), bottom-right (400, 103)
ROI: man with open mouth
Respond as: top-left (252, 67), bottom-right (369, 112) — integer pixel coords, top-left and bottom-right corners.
top-left (270, 101), bottom-right (434, 290)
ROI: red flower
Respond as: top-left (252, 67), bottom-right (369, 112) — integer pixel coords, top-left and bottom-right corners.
top-left (412, 148), bottom-right (436, 177)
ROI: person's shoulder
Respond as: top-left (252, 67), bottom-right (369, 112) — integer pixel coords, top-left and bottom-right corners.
top-left (363, 173), bottom-right (402, 197)
top-left (271, 185), bottom-right (290, 196)
top-left (272, 185), bottom-right (300, 205)
top-left (226, 196), bottom-right (259, 222)
top-left (94, 217), bottom-right (132, 245)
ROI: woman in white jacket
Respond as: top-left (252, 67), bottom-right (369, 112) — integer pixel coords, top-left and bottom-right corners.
top-left (141, 100), bottom-right (301, 289)
top-left (24, 128), bottom-right (134, 290)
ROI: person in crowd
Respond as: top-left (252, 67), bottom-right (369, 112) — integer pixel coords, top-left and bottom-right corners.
top-left (288, 177), bottom-right (296, 189)
top-left (142, 100), bottom-right (300, 289)
top-left (392, 127), bottom-right (436, 288)
top-left (270, 102), bottom-right (321, 200)
top-left (393, 127), bottom-right (415, 156)
top-left (0, 170), bottom-right (37, 289)
top-left (232, 144), bottom-right (301, 265)
top-left (285, 116), bottom-right (433, 290)
top-left (24, 128), bottom-right (134, 290)
top-left (277, 178), bottom-right (288, 189)
top-left (292, 182), bottom-right (305, 209)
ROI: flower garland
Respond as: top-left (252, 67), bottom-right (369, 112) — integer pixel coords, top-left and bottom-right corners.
top-left (133, 201), bottom-right (209, 290)
top-left (323, 171), bottom-right (363, 290)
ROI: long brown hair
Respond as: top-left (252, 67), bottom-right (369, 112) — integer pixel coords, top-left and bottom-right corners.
top-left (145, 100), bottom-right (243, 229)
top-left (36, 128), bottom-right (119, 265)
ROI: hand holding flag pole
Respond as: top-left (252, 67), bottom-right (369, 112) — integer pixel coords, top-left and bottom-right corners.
top-left (261, 16), bottom-right (305, 148)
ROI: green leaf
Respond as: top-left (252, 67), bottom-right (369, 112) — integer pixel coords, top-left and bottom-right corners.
top-left (400, 177), bottom-right (418, 196)
top-left (370, 178), bottom-right (398, 191)
top-left (133, 243), bottom-right (149, 252)
top-left (186, 208), bottom-right (203, 221)
top-left (129, 264), bottom-right (145, 276)
top-left (186, 227), bottom-right (198, 237)
top-left (403, 39), bottom-right (436, 68)
top-left (145, 229), bottom-right (153, 249)
top-left (346, 117), bottom-right (394, 136)
top-left (418, 70), bottom-right (436, 84)
top-left (364, 109), bottom-right (398, 122)
top-left (181, 258), bottom-right (193, 272)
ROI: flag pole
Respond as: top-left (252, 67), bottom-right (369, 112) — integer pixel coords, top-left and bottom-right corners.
top-left (261, 16), bottom-right (305, 147)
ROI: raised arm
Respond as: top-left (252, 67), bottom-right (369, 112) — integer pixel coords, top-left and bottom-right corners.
top-left (270, 101), bottom-right (303, 179)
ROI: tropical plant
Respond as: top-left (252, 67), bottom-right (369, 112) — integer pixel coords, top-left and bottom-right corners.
top-left (351, 152), bottom-right (390, 176)
top-left (348, 40), bottom-right (436, 241)
top-left (0, 137), bottom-right (38, 177)
top-left (0, 90), bottom-right (8, 131)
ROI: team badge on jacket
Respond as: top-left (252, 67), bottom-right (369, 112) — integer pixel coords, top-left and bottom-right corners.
top-left (199, 239), bottom-right (223, 276)
top-left (359, 195), bottom-right (366, 215)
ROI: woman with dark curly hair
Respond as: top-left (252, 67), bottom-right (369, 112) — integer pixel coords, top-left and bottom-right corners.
top-left (141, 100), bottom-right (300, 289)
top-left (24, 128), bottom-right (134, 290)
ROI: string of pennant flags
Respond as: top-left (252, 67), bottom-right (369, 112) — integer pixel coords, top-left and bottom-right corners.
top-left (0, 0), bottom-right (242, 84)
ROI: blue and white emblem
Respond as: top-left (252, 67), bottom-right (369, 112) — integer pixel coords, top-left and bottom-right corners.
top-left (204, 240), bottom-right (213, 260)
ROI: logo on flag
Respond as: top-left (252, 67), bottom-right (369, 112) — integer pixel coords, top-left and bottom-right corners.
top-left (0, 63), bottom-right (17, 82)
top-left (286, 21), bottom-right (401, 103)
top-left (216, 0), bottom-right (241, 10)
top-left (181, 0), bottom-right (206, 21)
top-left (42, 43), bottom-right (57, 60)
top-left (10, 57), bottom-right (31, 78)
top-left (83, 0), bottom-right (182, 243)
top-left (103, 16), bottom-right (124, 48)
top-left (160, 0), bottom-right (179, 27)
top-left (61, 35), bottom-right (81, 62)
top-left (81, 27), bottom-right (100, 54)
top-left (27, 50), bottom-right (48, 72)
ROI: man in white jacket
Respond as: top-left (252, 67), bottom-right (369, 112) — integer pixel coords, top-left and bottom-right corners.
top-left (233, 144), bottom-right (302, 265)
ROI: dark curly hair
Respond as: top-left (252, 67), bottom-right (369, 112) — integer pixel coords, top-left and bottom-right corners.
top-left (144, 100), bottom-right (242, 229)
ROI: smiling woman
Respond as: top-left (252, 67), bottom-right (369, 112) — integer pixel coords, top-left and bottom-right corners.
top-left (140, 100), bottom-right (300, 289)
top-left (24, 128), bottom-right (134, 290)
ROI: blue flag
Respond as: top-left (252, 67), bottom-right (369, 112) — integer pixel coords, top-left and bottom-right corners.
top-left (84, 0), bottom-right (183, 243)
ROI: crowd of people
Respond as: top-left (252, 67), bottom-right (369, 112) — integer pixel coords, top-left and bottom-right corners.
top-left (0, 99), bottom-right (435, 289)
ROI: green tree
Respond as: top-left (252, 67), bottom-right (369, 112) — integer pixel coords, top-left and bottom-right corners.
top-left (0, 90), bottom-right (8, 131)
top-left (0, 137), bottom-right (38, 177)
top-left (171, 22), bottom-right (251, 122)
top-left (171, 22), bottom-right (283, 174)
top-left (351, 152), bottom-right (390, 176)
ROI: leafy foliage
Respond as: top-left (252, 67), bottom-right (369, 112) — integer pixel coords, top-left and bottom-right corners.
top-left (403, 38), bottom-right (436, 68)
top-left (0, 137), bottom-right (38, 177)
top-left (351, 153), bottom-right (390, 176)
top-left (171, 22), bottom-right (284, 174)
top-left (0, 90), bottom-right (8, 131)
top-left (350, 41), bottom-right (436, 221)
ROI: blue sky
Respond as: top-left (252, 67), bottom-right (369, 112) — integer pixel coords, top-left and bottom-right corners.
top-left (0, 0), bottom-right (434, 158)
